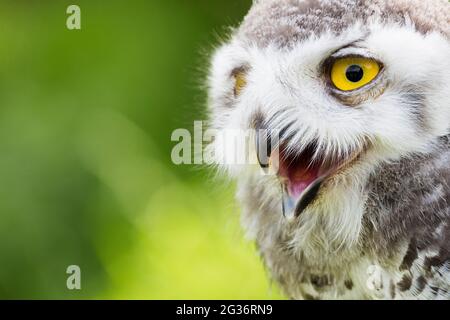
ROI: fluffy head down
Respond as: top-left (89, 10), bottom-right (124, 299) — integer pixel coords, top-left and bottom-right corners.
top-left (207, 0), bottom-right (450, 299)
top-left (240, 0), bottom-right (450, 48)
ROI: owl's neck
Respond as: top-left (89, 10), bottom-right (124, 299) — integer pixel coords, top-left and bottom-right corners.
top-left (363, 134), bottom-right (450, 259)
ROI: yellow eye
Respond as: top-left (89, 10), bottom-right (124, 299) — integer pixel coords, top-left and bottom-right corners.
top-left (233, 69), bottom-right (247, 97)
top-left (331, 57), bottom-right (380, 91)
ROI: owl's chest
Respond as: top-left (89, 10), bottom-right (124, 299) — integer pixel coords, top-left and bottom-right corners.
top-left (296, 259), bottom-right (401, 300)
top-left (252, 216), bottom-right (405, 300)
top-left (263, 245), bottom-right (400, 300)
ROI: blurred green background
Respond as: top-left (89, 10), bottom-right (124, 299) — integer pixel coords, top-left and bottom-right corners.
top-left (0, 0), bottom-right (283, 299)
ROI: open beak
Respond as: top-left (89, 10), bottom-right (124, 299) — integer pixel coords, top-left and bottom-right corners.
top-left (256, 133), bottom-right (361, 219)
top-left (281, 174), bottom-right (325, 219)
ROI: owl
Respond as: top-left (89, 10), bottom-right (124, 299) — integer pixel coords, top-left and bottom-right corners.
top-left (207, 0), bottom-right (450, 299)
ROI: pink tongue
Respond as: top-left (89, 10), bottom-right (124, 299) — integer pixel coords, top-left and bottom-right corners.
top-left (287, 166), bottom-right (320, 198)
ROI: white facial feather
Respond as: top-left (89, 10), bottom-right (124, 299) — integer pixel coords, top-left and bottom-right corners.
top-left (208, 21), bottom-right (450, 250)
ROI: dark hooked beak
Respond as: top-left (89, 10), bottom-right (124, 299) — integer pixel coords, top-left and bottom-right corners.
top-left (255, 129), bottom-right (271, 169)
top-left (281, 177), bottom-right (324, 219)
top-left (255, 131), bottom-right (324, 219)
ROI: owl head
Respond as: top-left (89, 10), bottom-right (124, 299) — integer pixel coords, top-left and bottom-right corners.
top-left (207, 0), bottom-right (450, 245)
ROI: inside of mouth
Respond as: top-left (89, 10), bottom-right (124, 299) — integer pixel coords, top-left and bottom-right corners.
top-left (278, 144), bottom-right (328, 198)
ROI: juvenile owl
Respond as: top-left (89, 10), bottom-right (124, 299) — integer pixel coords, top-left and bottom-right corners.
top-left (207, 0), bottom-right (450, 300)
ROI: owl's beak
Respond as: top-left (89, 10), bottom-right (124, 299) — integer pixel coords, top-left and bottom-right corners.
top-left (280, 174), bottom-right (325, 219)
top-left (276, 144), bottom-right (332, 219)
top-left (255, 133), bottom-right (361, 219)
top-left (256, 132), bottom-right (325, 218)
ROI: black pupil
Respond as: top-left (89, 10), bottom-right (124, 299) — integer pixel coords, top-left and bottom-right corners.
top-left (345, 65), bottom-right (364, 83)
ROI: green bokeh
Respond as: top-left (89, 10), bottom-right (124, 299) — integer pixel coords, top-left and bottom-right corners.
top-left (0, 0), bottom-right (283, 299)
